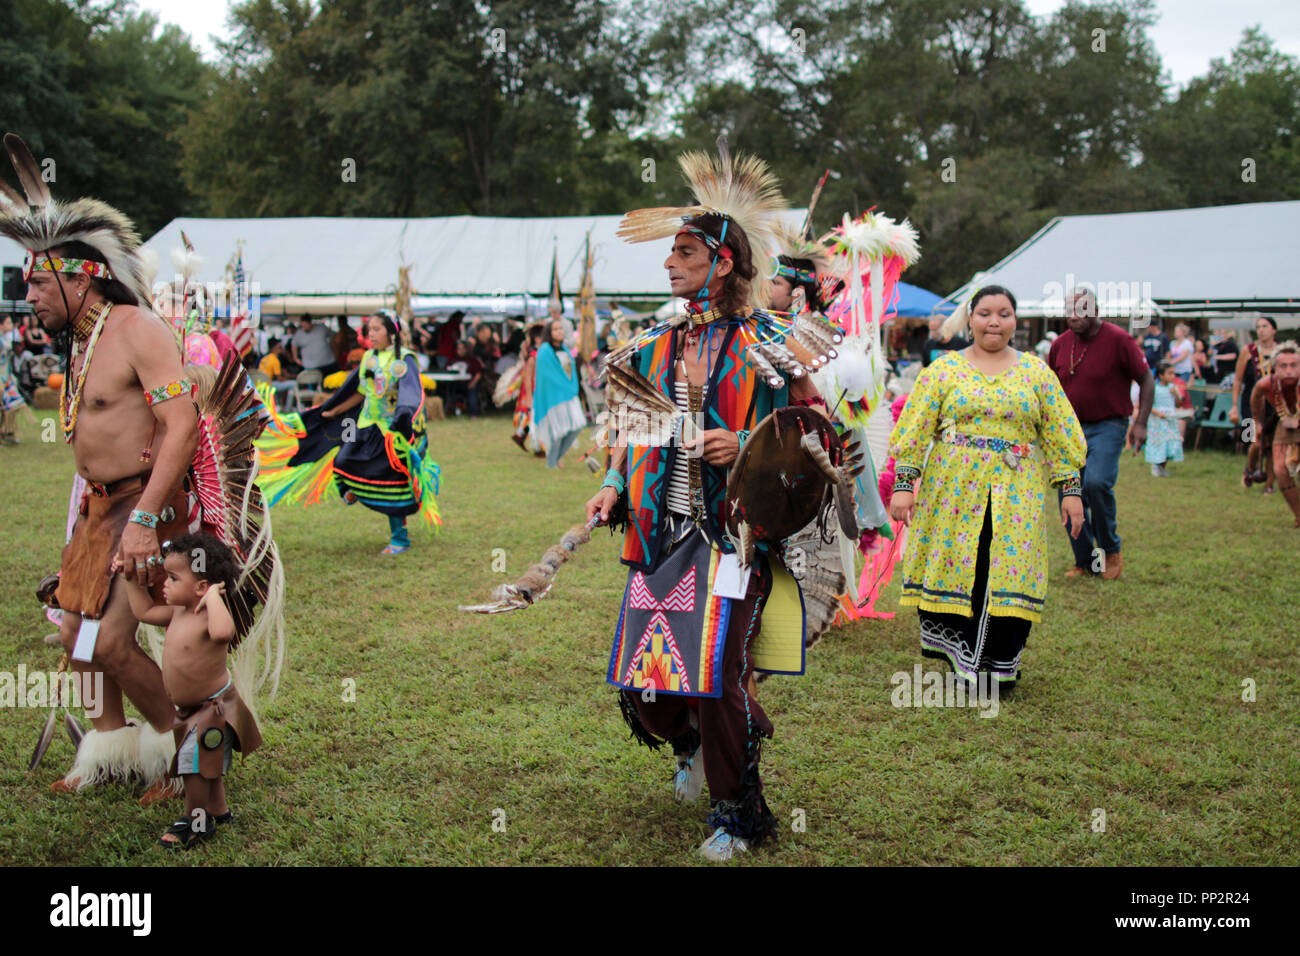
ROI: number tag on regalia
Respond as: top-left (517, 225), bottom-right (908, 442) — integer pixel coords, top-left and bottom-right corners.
top-left (712, 553), bottom-right (751, 599)
top-left (71, 618), bottom-right (100, 662)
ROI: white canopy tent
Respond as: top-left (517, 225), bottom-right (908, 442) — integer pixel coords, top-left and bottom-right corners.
top-left (3, 210), bottom-right (807, 317)
top-left (939, 200), bottom-right (1300, 320)
top-left (139, 211), bottom-right (807, 303)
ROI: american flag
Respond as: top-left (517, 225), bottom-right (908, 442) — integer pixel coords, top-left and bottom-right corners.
top-left (228, 248), bottom-right (254, 356)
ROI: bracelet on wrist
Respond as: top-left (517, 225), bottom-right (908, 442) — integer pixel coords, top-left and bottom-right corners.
top-left (128, 509), bottom-right (159, 529)
top-left (892, 465), bottom-right (921, 495)
top-left (600, 469), bottom-right (626, 495)
top-left (1057, 474), bottom-right (1083, 497)
top-left (736, 429), bottom-right (751, 447)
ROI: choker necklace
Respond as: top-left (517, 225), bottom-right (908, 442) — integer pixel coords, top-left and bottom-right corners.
top-left (60, 301), bottom-right (113, 442)
top-left (71, 301), bottom-right (103, 341)
top-left (685, 307), bottom-right (724, 328)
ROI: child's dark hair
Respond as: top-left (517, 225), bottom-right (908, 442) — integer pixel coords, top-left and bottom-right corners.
top-left (1156, 360), bottom-right (1174, 375)
top-left (163, 532), bottom-right (240, 590)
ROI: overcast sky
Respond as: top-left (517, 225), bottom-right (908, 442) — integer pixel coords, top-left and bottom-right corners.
top-left (142, 0), bottom-right (1300, 90)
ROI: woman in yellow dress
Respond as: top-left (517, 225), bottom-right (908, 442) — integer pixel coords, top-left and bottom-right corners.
top-left (888, 286), bottom-right (1087, 688)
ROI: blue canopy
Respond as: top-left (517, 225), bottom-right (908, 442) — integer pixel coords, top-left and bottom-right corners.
top-left (892, 281), bottom-right (952, 317)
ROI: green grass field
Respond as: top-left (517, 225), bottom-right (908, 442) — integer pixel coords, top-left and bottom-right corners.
top-left (0, 409), bottom-right (1296, 866)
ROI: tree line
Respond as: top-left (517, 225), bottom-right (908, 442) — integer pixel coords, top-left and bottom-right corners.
top-left (5, 0), bottom-right (1298, 295)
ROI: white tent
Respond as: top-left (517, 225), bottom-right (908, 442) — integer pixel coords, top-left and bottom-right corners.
top-left (3, 211), bottom-right (805, 311)
top-left (135, 211), bottom-right (806, 302)
top-left (939, 200), bottom-right (1300, 319)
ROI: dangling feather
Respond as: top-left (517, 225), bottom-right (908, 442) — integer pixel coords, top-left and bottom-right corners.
top-left (29, 653), bottom-right (73, 771)
top-left (604, 361), bottom-right (697, 447)
top-left (29, 708), bottom-right (58, 771)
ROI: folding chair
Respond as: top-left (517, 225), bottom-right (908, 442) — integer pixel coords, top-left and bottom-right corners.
top-left (294, 369), bottom-right (324, 411)
top-left (1193, 391), bottom-right (1236, 451)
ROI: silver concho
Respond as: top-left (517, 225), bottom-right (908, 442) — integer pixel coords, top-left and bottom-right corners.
top-left (159, 505), bottom-right (176, 522)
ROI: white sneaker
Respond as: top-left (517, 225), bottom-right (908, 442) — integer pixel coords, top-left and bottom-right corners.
top-left (1151, 463), bottom-right (1162, 476)
top-left (698, 826), bottom-right (749, 861)
top-left (673, 747), bottom-right (704, 804)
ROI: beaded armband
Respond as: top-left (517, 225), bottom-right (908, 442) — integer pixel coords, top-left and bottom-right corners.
top-left (601, 469), bottom-right (626, 495)
top-left (144, 378), bottom-right (192, 406)
top-left (892, 465), bottom-right (921, 495)
top-left (128, 509), bottom-right (159, 529)
top-left (1056, 474), bottom-right (1083, 498)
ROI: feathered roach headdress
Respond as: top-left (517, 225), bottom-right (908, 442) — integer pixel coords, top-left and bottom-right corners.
top-left (617, 138), bottom-right (787, 311)
top-left (775, 222), bottom-right (832, 311)
top-left (0, 133), bottom-right (153, 308)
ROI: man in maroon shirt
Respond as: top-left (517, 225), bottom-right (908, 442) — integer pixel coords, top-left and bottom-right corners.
top-left (1048, 291), bottom-right (1154, 580)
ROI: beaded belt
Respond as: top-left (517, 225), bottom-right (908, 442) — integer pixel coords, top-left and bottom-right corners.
top-left (85, 474), bottom-right (149, 498)
top-left (940, 430), bottom-right (1035, 471)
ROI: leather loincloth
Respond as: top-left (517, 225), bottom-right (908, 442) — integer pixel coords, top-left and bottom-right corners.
top-left (55, 475), bottom-right (190, 618)
top-left (170, 682), bottom-right (262, 780)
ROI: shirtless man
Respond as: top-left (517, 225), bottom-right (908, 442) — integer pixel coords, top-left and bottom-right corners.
top-left (1250, 343), bottom-right (1300, 526)
top-left (117, 533), bottom-right (261, 848)
top-left (2, 135), bottom-right (199, 795)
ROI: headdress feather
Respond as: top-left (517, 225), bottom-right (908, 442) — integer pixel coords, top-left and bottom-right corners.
top-left (4, 133), bottom-right (51, 209)
top-left (616, 137), bottom-right (788, 309)
top-left (0, 133), bottom-right (154, 307)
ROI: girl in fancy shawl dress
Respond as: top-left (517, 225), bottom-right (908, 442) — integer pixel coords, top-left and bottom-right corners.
top-left (888, 286), bottom-right (1087, 690)
top-left (256, 312), bottom-right (441, 554)
top-left (530, 318), bottom-right (587, 468)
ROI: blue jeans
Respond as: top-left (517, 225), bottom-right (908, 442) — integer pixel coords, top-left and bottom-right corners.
top-left (1064, 416), bottom-right (1127, 571)
top-left (388, 514), bottom-right (410, 549)
top-left (546, 428), bottom-right (581, 468)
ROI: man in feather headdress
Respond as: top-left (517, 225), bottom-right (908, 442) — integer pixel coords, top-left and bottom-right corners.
top-left (0, 133), bottom-right (198, 795)
top-left (770, 225), bottom-right (830, 317)
top-left (585, 143), bottom-right (839, 861)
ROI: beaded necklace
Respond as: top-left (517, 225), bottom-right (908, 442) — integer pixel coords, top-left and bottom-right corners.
top-left (1270, 375), bottom-right (1298, 422)
top-left (60, 301), bottom-right (112, 443)
top-left (1068, 332), bottom-right (1091, 376)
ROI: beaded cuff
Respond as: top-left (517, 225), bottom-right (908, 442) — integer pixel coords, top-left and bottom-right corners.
top-left (128, 509), bottom-right (159, 529)
top-left (144, 379), bottom-right (192, 406)
top-left (1056, 474), bottom-right (1083, 497)
top-left (893, 465), bottom-right (921, 495)
top-left (736, 429), bottom-right (751, 447)
top-left (601, 469), bottom-right (626, 495)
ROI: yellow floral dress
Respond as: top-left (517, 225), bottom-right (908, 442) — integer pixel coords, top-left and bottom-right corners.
top-left (889, 351), bottom-right (1086, 626)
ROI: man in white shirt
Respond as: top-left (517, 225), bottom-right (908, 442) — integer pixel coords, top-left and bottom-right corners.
top-left (291, 317), bottom-right (336, 374)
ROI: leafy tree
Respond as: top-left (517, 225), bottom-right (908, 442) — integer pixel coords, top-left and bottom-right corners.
top-left (1142, 27), bottom-right (1300, 208)
top-left (180, 0), bottom-right (652, 219)
top-left (2, 0), bottom-right (210, 236)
